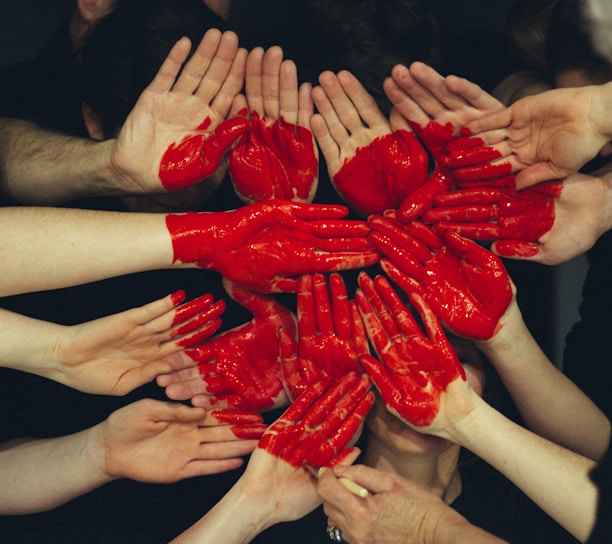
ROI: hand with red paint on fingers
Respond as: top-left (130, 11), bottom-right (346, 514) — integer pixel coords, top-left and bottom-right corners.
top-left (112, 28), bottom-right (249, 194)
top-left (228, 46), bottom-right (319, 203)
top-left (311, 70), bottom-right (429, 217)
top-left (158, 278), bottom-right (296, 412)
top-left (0, 399), bottom-right (267, 516)
top-left (355, 272), bottom-right (472, 433)
top-left (460, 82), bottom-right (612, 189)
top-left (165, 199), bottom-right (380, 293)
top-left (383, 62), bottom-right (506, 221)
top-left (0, 291), bottom-right (225, 396)
top-left (170, 373), bottom-right (374, 544)
top-left (368, 212), bottom-right (512, 340)
top-left (280, 273), bottom-right (369, 401)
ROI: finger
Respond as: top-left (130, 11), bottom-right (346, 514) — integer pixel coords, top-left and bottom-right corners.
top-left (492, 239), bottom-right (541, 260)
top-left (113, 361), bottom-right (174, 395)
top-left (194, 30), bottom-right (241, 103)
top-left (313, 272), bottom-right (334, 335)
top-left (262, 46), bottom-right (284, 119)
top-left (383, 66), bottom-right (431, 128)
top-left (408, 61), bottom-right (469, 117)
top-left (336, 70), bottom-right (389, 132)
top-left (464, 108), bottom-right (512, 135)
top-left (318, 71), bottom-right (367, 136)
top-left (279, 59), bottom-right (299, 124)
top-left (209, 47), bottom-right (248, 118)
top-left (297, 82), bottom-right (314, 128)
top-left (147, 37), bottom-right (192, 94)
top-left (172, 29), bottom-right (222, 95)
top-left (245, 47), bottom-right (265, 114)
top-left (311, 112), bottom-right (342, 175)
top-left (329, 272), bottom-right (352, 341)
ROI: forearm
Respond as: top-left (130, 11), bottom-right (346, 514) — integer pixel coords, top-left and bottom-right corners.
top-left (0, 118), bottom-right (127, 205)
top-left (0, 307), bottom-right (64, 377)
top-left (428, 508), bottom-right (508, 544)
top-left (170, 477), bottom-right (272, 543)
top-left (0, 206), bottom-right (176, 296)
top-left (0, 428), bottom-right (111, 515)
top-left (477, 301), bottom-right (610, 460)
top-left (593, 82), bottom-right (612, 144)
top-left (448, 393), bottom-right (599, 543)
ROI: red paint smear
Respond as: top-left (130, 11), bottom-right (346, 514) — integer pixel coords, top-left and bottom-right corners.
top-left (159, 117), bottom-right (248, 192)
top-left (332, 130), bottom-right (429, 216)
top-left (228, 112), bottom-right (318, 201)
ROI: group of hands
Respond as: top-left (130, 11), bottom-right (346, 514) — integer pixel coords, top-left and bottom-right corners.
top-left (33, 25), bottom-right (612, 541)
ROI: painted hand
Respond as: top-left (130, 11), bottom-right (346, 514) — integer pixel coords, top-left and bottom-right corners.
top-left (259, 372), bottom-right (374, 468)
top-left (228, 46), bottom-right (318, 202)
top-left (423, 181), bottom-right (562, 260)
top-left (311, 70), bottom-right (428, 217)
top-left (355, 273), bottom-right (465, 428)
top-left (369, 212), bottom-right (512, 340)
top-left (158, 278), bottom-right (296, 411)
top-left (280, 273), bottom-right (369, 401)
top-left (166, 200), bottom-right (380, 293)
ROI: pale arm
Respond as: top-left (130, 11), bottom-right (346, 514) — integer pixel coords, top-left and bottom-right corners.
top-left (477, 296), bottom-right (611, 461)
top-left (0, 292), bottom-right (224, 395)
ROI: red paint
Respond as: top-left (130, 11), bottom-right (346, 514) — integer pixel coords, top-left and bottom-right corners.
top-left (258, 373), bottom-right (374, 467)
top-left (282, 273), bottom-right (368, 400)
top-left (355, 274), bottom-right (465, 427)
top-left (170, 289), bottom-right (186, 307)
top-left (398, 167), bottom-right (453, 223)
top-left (165, 201), bottom-right (379, 293)
top-left (331, 130), bottom-right (429, 217)
top-left (159, 117), bottom-right (249, 192)
top-left (228, 112), bottom-right (318, 202)
top-left (211, 408), bottom-right (264, 424)
top-left (425, 181), bottom-right (562, 246)
top-left (169, 294), bottom-right (225, 348)
top-left (368, 216), bottom-right (512, 340)
top-left (185, 282), bottom-right (297, 411)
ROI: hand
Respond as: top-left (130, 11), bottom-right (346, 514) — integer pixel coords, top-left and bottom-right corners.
top-left (165, 200), bottom-right (380, 293)
top-left (462, 84), bottom-right (612, 189)
top-left (355, 272), bottom-right (466, 427)
top-left (424, 181), bottom-right (561, 260)
top-left (311, 70), bottom-right (428, 217)
top-left (384, 62), bottom-right (505, 221)
top-left (111, 29), bottom-right (248, 194)
top-left (158, 278), bottom-right (296, 411)
top-left (95, 399), bottom-right (267, 482)
top-left (54, 291), bottom-right (224, 395)
top-left (368, 213), bottom-right (512, 340)
top-left (318, 464), bottom-right (507, 544)
top-left (280, 273), bottom-right (369, 401)
top-left (228, 46), bottom-right (319, 203)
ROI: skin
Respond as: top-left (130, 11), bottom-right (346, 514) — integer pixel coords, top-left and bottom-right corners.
top-left (0, 399), bottom-right (265, 515)
top-left (170, 374), bottom-right (374, 544)
top-left (0, 291), bottom-right (224, 395)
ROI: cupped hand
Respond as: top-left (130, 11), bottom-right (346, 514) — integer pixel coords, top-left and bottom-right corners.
top-left (166, 199), bottom-right (380, 293)
top-left (311, 70), bottom-right (428, 217)
top-left (228, 46), bottom-right (319, 203)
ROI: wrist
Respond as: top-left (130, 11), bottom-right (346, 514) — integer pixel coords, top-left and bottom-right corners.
top-left (595, 82), bottom-right (612, 143)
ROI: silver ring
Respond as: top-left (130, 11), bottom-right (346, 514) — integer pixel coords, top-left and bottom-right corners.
top-left (326, 524), bottom-right (343, 542)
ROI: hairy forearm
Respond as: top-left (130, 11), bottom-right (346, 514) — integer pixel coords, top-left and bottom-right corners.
top-left (0, 428), bottom-right (110, 515)
top-left (0, 118), bottom-right (127, 205)
top-left (448, 394), bottom-right (599, 543)
top-left (478, 301), bottom-right (610, 460)
top-left (0, 206), bottom-right (175, 296)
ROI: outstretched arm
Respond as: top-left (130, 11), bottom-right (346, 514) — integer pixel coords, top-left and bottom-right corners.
top-left (170, 374), bottom-right (374, 543)
top-left (0, 200), bottom-right (377, 297)
top-left (0, 29), bottom-right (248, 204)
top-left (0, 292), bottom-right (224, 395)
top-left (0, 399), bottom-right (266, 515)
